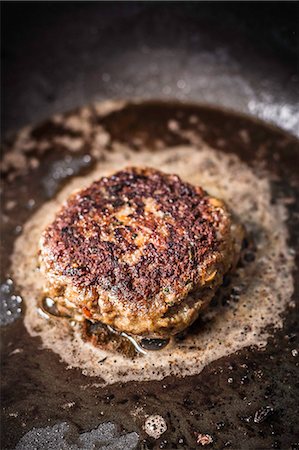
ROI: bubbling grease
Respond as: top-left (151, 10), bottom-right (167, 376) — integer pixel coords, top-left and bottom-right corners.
top-left (12, 144), bottom-right (294, 385)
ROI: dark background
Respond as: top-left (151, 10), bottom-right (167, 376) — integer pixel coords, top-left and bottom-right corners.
top-left (1, 1), bottom-right (299, 136)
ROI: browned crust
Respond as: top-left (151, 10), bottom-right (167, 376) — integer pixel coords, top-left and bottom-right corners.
top-left (40, 167), bottom-right (238, 336)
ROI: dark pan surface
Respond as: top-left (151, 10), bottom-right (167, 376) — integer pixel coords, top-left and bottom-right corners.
top-left (2, 3), bottom-right (299, 137)
top-left (1, 101), bottom-right (299, 449)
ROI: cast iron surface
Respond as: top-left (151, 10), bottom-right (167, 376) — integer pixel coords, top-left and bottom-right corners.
top-left (1, 101), bottom-right (299, 449)
top-left (2, 3), bottom-right (299, 136)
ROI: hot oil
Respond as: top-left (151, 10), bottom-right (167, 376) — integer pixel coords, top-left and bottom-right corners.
top-left (41, 299), bottom-right (172, 357)
top-left (11, 140), bottom-right (295, 385)
top-left (38, 297), bottom-right (72, 319)
top-left (86, 324), bottom-right (171, 356)
top-left (2, 101), bottom-right (298, 450)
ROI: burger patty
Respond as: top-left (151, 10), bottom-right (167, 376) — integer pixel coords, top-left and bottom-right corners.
top-left (39, 167), bottom-right (243, 337)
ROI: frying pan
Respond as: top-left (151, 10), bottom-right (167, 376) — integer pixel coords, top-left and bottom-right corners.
top-left (1, 3), bottom-right (299, 450)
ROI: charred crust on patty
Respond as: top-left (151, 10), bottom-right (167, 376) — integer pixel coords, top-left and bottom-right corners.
top-left (40, 167), bottom-right (243, 337)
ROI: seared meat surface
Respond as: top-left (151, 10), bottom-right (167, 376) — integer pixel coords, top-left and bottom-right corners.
top-left (40, 167), bottom-right (242, 337)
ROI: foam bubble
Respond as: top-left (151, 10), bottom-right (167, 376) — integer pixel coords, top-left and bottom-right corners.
top-left (144, 415), bottom-right (167, 439)
top-left (0, 279), bottom-right (22, 326)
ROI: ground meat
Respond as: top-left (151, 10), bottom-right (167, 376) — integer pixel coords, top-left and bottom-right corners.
top-left (39, 167), bottom-right (243, 337)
